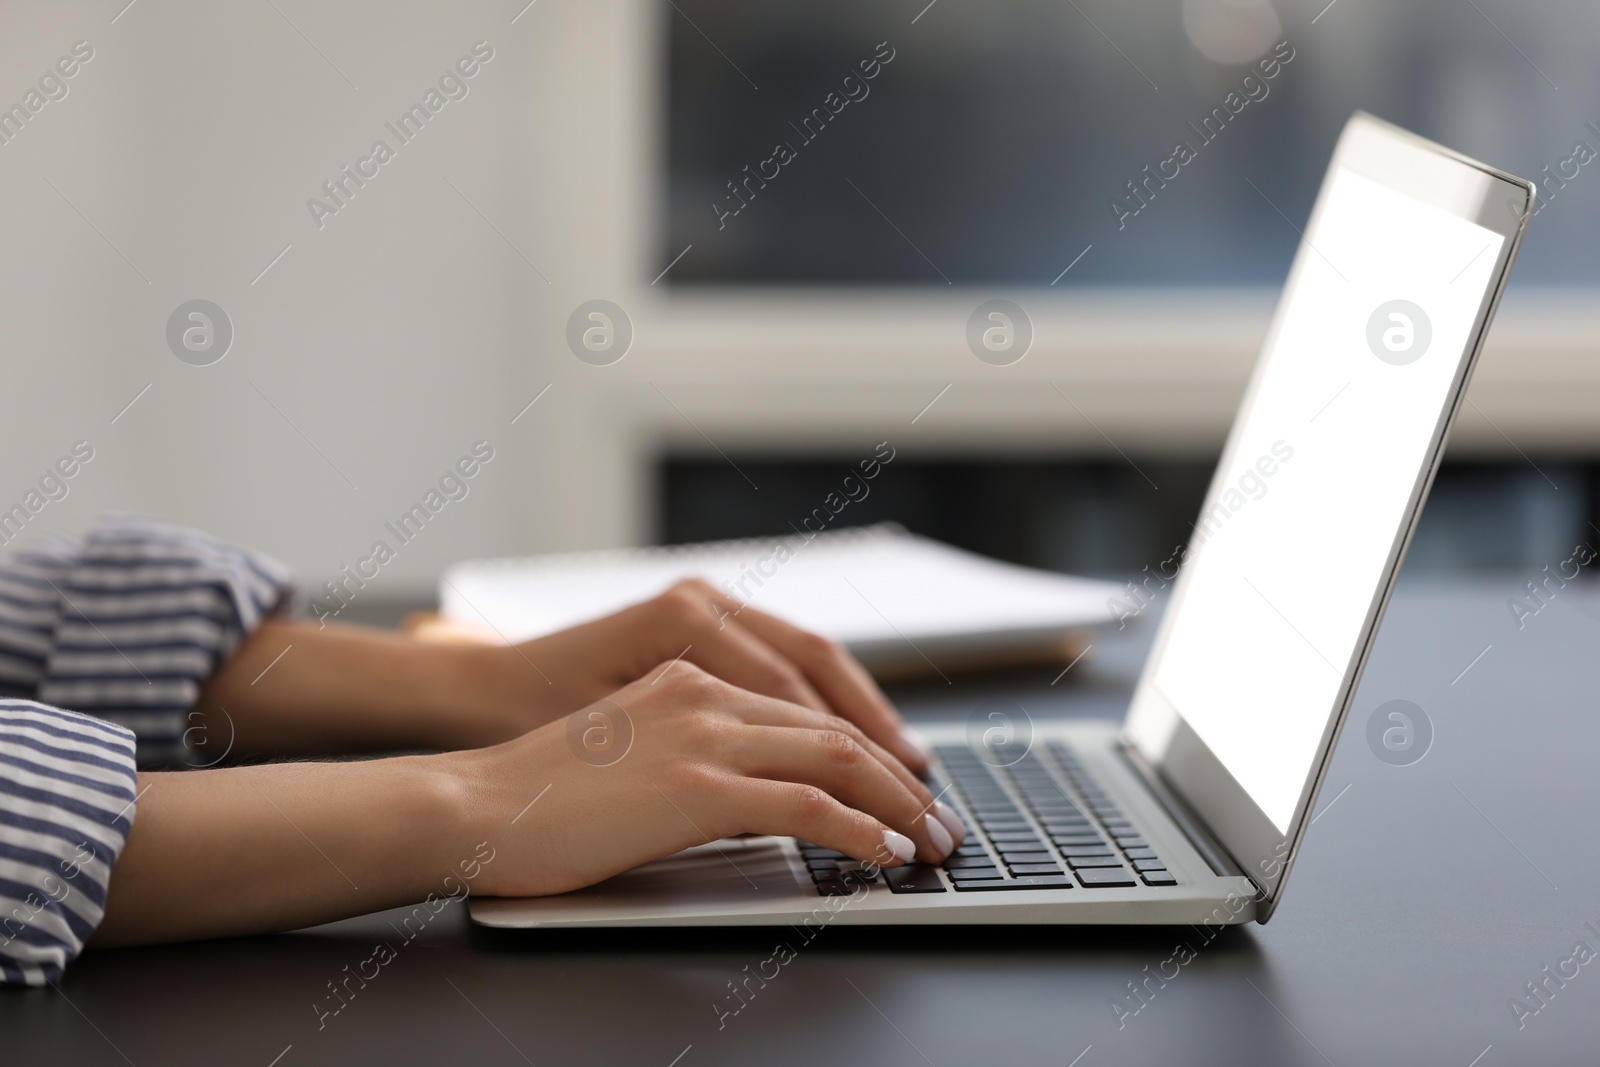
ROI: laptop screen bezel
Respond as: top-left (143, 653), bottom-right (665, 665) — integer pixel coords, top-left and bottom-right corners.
top-left (1120, 112), bottom-right (1534, 922)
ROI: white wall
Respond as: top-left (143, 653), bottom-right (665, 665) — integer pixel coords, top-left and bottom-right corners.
top-left (1, 1), bottom-right (1594, 604)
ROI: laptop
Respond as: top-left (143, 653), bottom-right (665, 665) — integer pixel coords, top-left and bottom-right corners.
top-left (471, 112), bottom-right (1534, 931)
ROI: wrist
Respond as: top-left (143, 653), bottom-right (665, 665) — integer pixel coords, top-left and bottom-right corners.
top-left (434, 642), bottom-right (546, 747)
top-left (403, 749), bottom-right (484, 866)
top-left (414, 745), bottom-right (516, 884)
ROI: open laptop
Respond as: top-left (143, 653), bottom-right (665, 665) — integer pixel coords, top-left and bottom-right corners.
top-left (472, 112), bottom-right (1534, 931)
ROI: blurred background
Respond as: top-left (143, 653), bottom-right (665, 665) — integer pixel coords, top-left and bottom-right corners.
top-left (1, 0), bottom-right (1596, 622)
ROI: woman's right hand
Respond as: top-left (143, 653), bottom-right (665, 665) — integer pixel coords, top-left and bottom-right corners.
top-left (444, 661), bottom-right (966, 898)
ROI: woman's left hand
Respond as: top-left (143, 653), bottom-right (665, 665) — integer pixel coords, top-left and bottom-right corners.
top-left (477, 578), bottom-right (928, 773)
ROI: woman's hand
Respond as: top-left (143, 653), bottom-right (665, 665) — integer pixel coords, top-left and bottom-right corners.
top-left (450, 661), bottom-right (963, 898)
top-left (196, 579), bottom-right (925, 774)
top-left (99, 660), bottom-right (964, 948)
top-left (479, 578), bottom-right (929, 773)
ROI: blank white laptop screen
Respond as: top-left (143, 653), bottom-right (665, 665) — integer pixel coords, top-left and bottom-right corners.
top-left (1150, 165), bottom-right (1506, 833)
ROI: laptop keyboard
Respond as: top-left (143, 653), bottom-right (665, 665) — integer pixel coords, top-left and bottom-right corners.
top-left (798, 740), bottom-right (1176, 896)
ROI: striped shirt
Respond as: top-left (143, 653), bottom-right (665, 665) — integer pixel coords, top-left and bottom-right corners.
top-left (0, 515), bottom-right (292, 985)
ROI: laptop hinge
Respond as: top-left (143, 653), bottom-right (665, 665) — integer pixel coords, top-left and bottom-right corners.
top-left (1117, 741), bottom-right (1261, 892)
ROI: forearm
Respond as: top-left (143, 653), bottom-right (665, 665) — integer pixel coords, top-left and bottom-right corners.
top-left (93, 756), bottom-right (470, 947)
top-left (195, 619), bottom-right (519, 757)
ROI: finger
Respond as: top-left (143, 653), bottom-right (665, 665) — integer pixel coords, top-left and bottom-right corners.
top-left (711, 693), bottom-right (966, 850)
top-left (642, 583), bottom-right (829, 714)
top-left (729, 725), bottom-right (954, 862)
top-left (715, 776), bottom-right (919, 870)
top-left (679, 614), bottom-right (830, 716)
top-left (698, 591), bottom-right (926, 773)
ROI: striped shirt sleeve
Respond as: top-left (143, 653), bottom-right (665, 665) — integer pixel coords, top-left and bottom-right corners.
top-left (0, 699), bottom-right (138, 987)
top-left (7, 514), bottom-right (294, 766)
top-left (0, 533), bottom-right (74, 706)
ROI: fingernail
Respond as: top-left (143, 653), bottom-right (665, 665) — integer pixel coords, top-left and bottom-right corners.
top-left (882, 828), bottom-right (916, 863)
top-left (932, 800), bottom-right (967, 847)
top-left (900, 727), bottom-right (933, 759)
top-left (923, 813), bottom-right (953, 858)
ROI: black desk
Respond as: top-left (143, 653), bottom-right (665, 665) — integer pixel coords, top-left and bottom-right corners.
top-left (8, 581), bottom-right (1600, 1065)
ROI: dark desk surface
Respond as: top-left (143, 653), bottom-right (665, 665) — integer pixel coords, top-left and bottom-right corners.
top-left (8, 580), bottom-right (1600, 1066)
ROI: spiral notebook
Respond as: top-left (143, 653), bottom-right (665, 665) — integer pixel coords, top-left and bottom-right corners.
top-left (438, 524), bottom-right (1122, 679)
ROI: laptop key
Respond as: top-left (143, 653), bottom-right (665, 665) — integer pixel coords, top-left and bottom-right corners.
top-left (1051, 835), bottom-right (1106, 847)
top-left (988, 831), bottom-right (1045, 842)
top-left (1058, 844), bottom-right (1116, 857)
top-left (1067, 855), bottom-right (1124, 869)
top-left (948, 867), bottom-right (1005, 881)
top-left (884, 865), bottom-right (947, 894)
top-left (1076, 867), bottom-right (1137, 887)
top-left (953, 876), bottom-right (1074, 891)
top-left (1132, 859), bottom-right (1169, 872)
top-left (1122, 847), bottom-right (1157, 861)
top-left (944, 854), bottom-right (1000, 868)
top-left (1008, 863), bottom-right (1066, 875)
top-left (1141, 870), bottom-right (1179, 886)
top-left (815, 881), bottom-right (852, 896)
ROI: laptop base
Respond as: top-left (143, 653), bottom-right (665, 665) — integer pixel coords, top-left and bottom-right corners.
top-left (469, 721), bottom-right (1260, 930)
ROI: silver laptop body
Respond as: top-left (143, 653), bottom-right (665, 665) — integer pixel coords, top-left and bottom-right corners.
top-left (472, 112), bottom-right (1534, 932)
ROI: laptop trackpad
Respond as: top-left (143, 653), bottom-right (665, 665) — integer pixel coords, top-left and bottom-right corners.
top-left (581, 838), bottom-right (799, 901)
top-left (472, 838), bottom-right (808, 925)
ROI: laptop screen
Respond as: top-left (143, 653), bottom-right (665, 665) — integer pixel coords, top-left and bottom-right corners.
top-left (1146, 164), bottom-right (1507, 834)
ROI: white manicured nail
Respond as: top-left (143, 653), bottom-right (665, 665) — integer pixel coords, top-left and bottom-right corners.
top-left (882, 829), bottom-right (916, 863)
top-left (896, 729), bottom-right (934, 755)
top-left (900, 727), bottom-right (933, 758)
top-left (932, 801), bottom-right (967, 847)
top-left (924, 813), bottom-right (953, 858)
